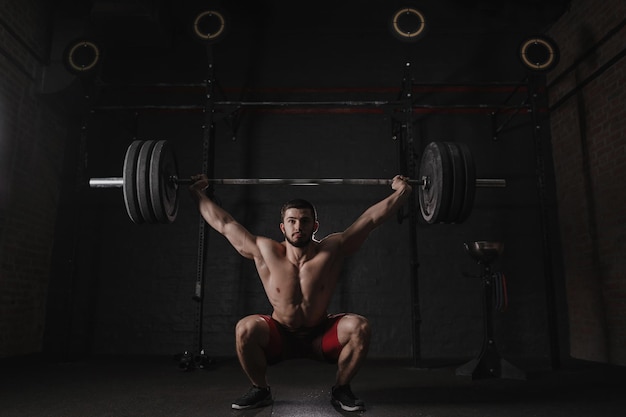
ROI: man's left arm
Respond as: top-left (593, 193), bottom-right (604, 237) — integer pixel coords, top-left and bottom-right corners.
top-left (338, 175), bottom-right (412, 255)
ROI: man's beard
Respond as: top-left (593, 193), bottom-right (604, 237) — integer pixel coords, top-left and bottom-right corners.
top-left (285, 234), bottom-right (312, 248)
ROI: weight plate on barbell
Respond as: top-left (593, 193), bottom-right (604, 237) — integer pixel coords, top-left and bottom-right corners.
top-left (418, 141), bottom-right (453, 224)
top-left (149, 140), bottom-right (179, 224)
top-left (457, 142), bottom-right (476, 223)
top-left (443, 142), bottom-right (466, 223)
top-left (123, 140), bottom-right (145, 224)
top-left (136, 140), bottom-right (159, 223)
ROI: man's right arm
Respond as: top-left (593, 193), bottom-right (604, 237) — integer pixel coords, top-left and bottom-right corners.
top-left (189, 175), bottom-right (261, 260)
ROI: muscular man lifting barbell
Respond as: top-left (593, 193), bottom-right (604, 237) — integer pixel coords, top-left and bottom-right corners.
top-left (189, 173), bottom-right (412, 412)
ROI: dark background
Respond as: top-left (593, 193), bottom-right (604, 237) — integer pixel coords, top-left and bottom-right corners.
top-left (4, 0), bottom-right (624, 369)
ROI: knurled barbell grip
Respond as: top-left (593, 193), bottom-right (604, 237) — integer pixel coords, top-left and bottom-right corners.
top-left (174, 178), bottom-right (425, 186)
top-left (176, 177), bottom-right (505, 187)
top-left (475, 179), bottom-right (506, 187)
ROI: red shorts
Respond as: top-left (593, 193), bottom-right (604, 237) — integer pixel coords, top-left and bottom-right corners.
top-left (259, 314), bottom-right (346, 365)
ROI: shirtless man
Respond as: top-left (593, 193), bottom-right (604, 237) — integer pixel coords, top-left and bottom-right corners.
top-left (189, 174), bottom-right (412, 412)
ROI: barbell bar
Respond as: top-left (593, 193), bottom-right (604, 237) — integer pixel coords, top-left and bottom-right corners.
top-left (88, 140), bottom-right (506, 225)
top-left (89, 176), bottom-right (505, 187)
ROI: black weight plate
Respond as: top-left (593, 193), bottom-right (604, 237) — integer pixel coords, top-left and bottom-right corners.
top-left (418, 141), bottom-right (453, 224)
top-left (136, 140), bottom-right (158, 223)
top-left (162, 142), bottom-right (180, 222)
top-left (149, 140), bottom-right (179, 224)
top-left (457, 142), bottom-right (476, 223)
top-left (443, 142), bottom-right (466, 223)
top-left (122, 140), bottom-right (144, 224)
top-left (148, 140), bottom-right (167, 224)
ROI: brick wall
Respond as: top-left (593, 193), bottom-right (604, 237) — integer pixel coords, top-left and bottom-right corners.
top-left (547, 0), bottom-right (626, 365)
top-left (0, 0), bottom-right (68, 357)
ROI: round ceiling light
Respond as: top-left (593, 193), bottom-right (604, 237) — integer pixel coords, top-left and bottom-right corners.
top-left (192, 10), bottom-right (227, 42)
top-left (519, 36), bottom-right (560, 71)
top-left (390, 7), bottom-right (426, 42)
top-left (64, 40), bottom-right (101, 74)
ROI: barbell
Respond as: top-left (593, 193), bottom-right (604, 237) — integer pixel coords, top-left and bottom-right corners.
top-left (88, 140), bottom-right (505, 224)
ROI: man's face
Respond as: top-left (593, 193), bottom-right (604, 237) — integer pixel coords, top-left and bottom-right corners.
top-left (280, 208), bottom-right (318, 248)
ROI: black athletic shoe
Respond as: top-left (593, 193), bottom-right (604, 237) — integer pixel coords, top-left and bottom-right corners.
top-left (331, 385), bottom-right (365, 412)
top-left (231, 386), bottom-right (273, 410)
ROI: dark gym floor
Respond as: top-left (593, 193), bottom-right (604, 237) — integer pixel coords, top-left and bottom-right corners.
top-left (1, 355), bottom-right (625, 417)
